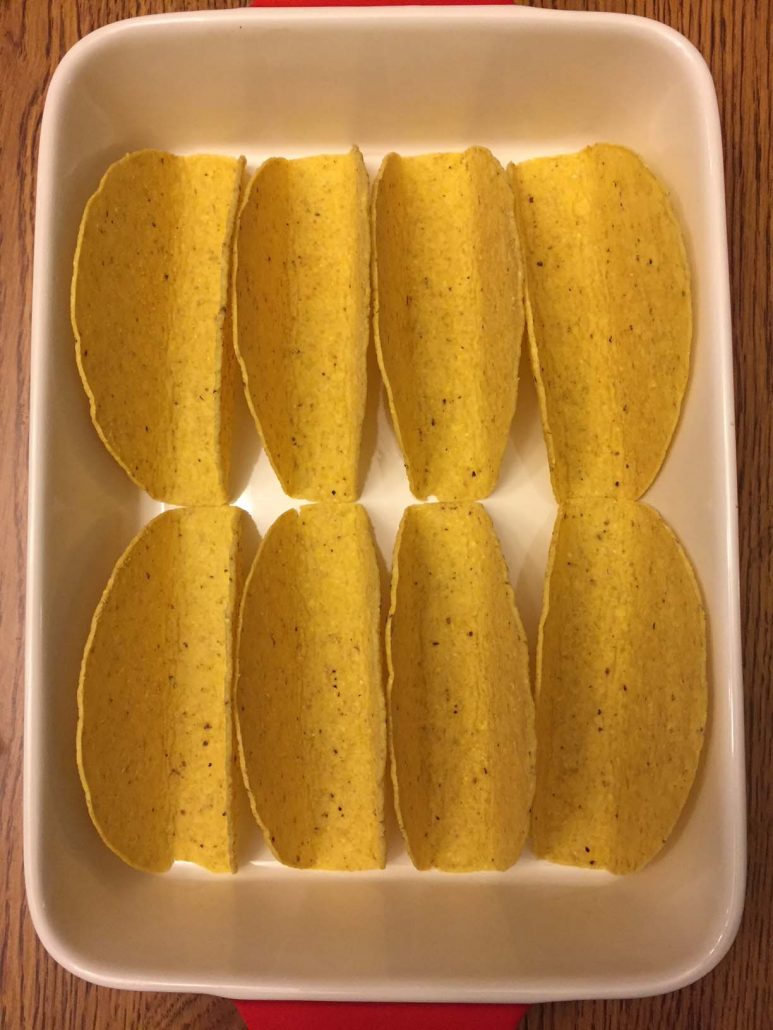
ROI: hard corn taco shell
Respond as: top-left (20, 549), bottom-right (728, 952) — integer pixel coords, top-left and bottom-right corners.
top-left (388, 502), bottom-right (535, 871)
top-left (77, 505), bottom-right (255, 873)
top-left (532, 497), bottom-right (707, 874)
top-left (510, 143), bottom-right (691, 501)
top-left (233, 149), bottom-right (370, 501)
top-left (236, 502), bottom-right (386, 870)
top-left (373, 147), bottom-right (524, 500)
top-left (72, 150), bottom-right (244, 505)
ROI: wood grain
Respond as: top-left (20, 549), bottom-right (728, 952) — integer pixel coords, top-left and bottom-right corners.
top-left (0, 1), bottom-right (769, 1028)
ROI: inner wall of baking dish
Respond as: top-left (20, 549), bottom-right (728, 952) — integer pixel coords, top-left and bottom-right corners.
top-left (30, 11), bottom-right (741, 996)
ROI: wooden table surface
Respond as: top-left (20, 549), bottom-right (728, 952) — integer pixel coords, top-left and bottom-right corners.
top-left (1, 0), bottom-right (770, 1027)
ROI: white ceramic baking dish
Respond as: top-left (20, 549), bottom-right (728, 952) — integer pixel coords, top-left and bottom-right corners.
top-left (26, 6), bottom-right (744, 1002)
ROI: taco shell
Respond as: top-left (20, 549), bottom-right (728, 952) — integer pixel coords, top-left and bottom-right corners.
top-left (77, 505), bottom-right (254, 873)
top-left (72, 150), bottom-right (244, 505)
top-left (233, 149), bottom-right (370, 501)
top-left (511, 144), bottom-right (691, 501)
top-left (533, 497), bottom-right (707, 873)
top-left (373, 148), bottom-right (524, 500)
top-left (388, 502), bottom-right (535, 871)
top-left (236, 502), bottom-right (385, 870)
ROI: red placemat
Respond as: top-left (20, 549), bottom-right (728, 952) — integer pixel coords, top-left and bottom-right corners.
top-left (235, 2), bottom-right (527, 1027)
top-left (235, 1000), bottom-right (529, 1029)
top-left (251, 1), bottom-right (511, 5)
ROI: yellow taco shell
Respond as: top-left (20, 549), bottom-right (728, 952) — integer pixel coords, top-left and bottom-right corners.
top-left (373, 148), bottom-right (524, 500)
top-left (77, 505), bottom-right (254, 873)
top-left (533, 497), bottom-right (707, 874)
top-left (510, 143), bottom-right (691, 501)
top-left (234, 149), bottom-right (370, 501)
top-left (72, 150), bottom-right (244, 505)
top-left (236, 502), bottom-right (385, 870)
top-left (388, 502), bottom-right (535, 871)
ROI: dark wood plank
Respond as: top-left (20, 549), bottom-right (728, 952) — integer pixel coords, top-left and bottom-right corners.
top-left (0, 1), bottom-right (768, 1028)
